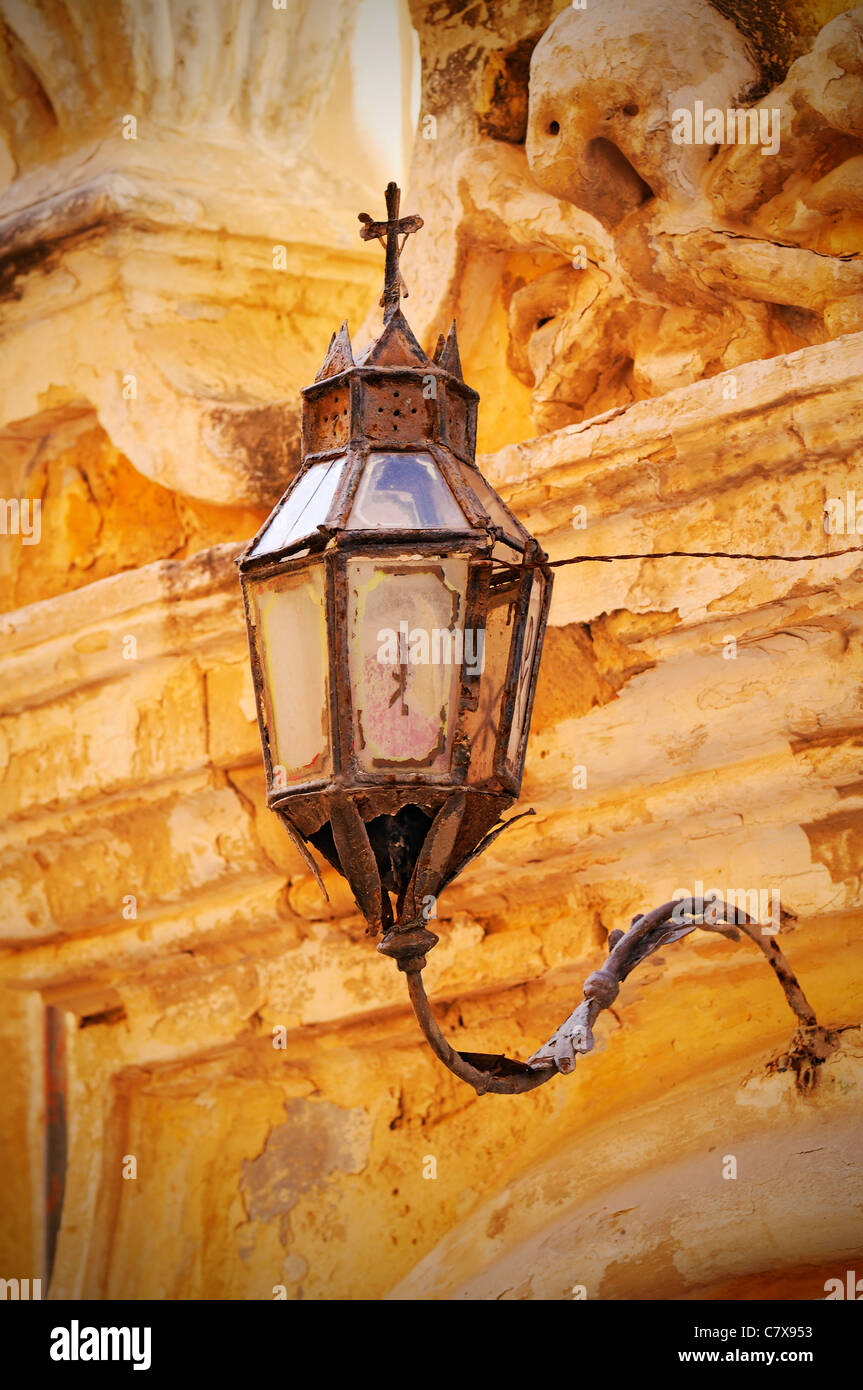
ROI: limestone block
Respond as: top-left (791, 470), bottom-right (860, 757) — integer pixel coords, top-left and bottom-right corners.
top-left (402, 1), bottom-right (863, 435)
top-left (0, 0), bottom-right (416, 505)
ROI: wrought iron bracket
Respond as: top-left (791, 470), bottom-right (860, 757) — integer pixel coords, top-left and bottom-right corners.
top-left (396, 898), bottom-right (840, 1097)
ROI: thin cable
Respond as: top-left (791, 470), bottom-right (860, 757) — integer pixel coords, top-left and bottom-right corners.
top-left (543, 546), bottom-right (863, 568)
top-left (490, 544), bottom-right (863, 570)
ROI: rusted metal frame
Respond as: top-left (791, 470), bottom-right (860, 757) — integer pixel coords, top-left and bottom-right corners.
top-left (239, 524), bottom-right (329, 576)
top-left (440, 806), bottom-right (537, 892)
top-left (491, 560), bottom-right (535, 795)
top-left (507, 551), bottom-right (554, 780)
top-left (301, 367), bottom-right (353, 407)
top-left (328, 791), bottom-right (384, 931)
top-left (432, 372), bottom-right (449, 449)
top-left (356, 364), bottom-right (446, 382)
top-left (332, 441), bottom-right (366, 529)
top-left (471, 565), bottom-right (524, 796)
top-left (358, 367), bottom-right (436, 439)
top-left (242, 539), bottom-right (320, 574)
top-left (301, 370), bottom-right (353, 458)
top-left (424, 437), bottom-right (489, 531)
top-left (439, 373), bottom-right (480, 408)
top-left (341, 362), bottom-right (473, 395)
top-left (434, 376), bottom-right (480, 465)
top-left (334, 528), bottom-right (482, 549)
top-left (347, 371), bottom-right (365, 451)
top-left (433, 377), bottom-right (455, 460)
top-left (284, 446), bottom-right (349, 468)
top-left (451, 558), bottom-right (493, 785)
top-left (323, 550), bottom-right (344, 778)
top-left (268, 778), bottom-right (332, 810)
top-left (330, 549), bottom-right (356, 786)
top-left (331, 540), bottom-right (484, 560)
top-left (273, 782), bottom-right (343, 833)
top-left (239, 545), bottom-right (325, 584)
top-left (337, 770), bottom-right (467, 790)
top-left (398, 788), bottom-right (467, 927)
top-left (459, 455), bottom-right (532, 546)
top-left (239, 574), bottom-right (278, 794)
top-left (277, 814), bottom-right (330, 901)
top-left (464, 400), bottom-right (479, 465)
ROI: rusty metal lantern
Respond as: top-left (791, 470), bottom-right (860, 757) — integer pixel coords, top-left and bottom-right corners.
top-left (238, 183), bottom-right (833, 1098)
top-left (239, 183), bottom-right (554, 1093)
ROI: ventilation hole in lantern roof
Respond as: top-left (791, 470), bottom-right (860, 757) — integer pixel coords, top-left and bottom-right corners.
top-left (393, 409), bottom-right (400, 416)
top-left (394, 391), bottom-right (399, 398)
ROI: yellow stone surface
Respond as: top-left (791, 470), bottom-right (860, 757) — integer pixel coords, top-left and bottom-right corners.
top-left (0, 0), bottom-right (861, 1303)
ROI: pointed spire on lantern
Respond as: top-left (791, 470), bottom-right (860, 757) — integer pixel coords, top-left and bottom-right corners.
top-left (314, 321), bottom-right (354, 381)
top-left (355, 307), bottom-right (431, 369)
top-left (433, 321), bottom-right (464, 380)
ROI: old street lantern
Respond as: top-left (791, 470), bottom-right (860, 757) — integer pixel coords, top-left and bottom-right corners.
top-left (238, 185), bottom-right (554, 1092)
top-left (238, 184), bottom-right (831, 1097)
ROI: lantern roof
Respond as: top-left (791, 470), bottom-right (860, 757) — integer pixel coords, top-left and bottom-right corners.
top-left (238, 182), bottom-right (533, 570)
top-left (241, 343), bottom-right (529, 568)
top-left (314, 312), bottom-right (469, 381)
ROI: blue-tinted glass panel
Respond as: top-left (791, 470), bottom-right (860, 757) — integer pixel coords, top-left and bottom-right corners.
top-left (347, 451), bottom-right (469, 530)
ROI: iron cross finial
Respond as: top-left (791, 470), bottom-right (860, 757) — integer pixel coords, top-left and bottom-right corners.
top-left (358, 182), bottom-right (423, 323)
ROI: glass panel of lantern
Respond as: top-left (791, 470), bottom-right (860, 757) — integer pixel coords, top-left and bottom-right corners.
top-left (506, 569), bottom-right (547, 777)
top-left (461, 573), bottom-right (520, 785)
top-left (454, 457), bottom-right (529, 557)
top-left (345, 556), bottom-right (470, 775)
top-left (247, 454), bottom-right (347, 559)
top-left (247, 563), bottom-right (331, 788)
top-left (347, 451), bottom-right (470, 530)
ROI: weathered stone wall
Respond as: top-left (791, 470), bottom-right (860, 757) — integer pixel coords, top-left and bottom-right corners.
top-left (1, 0), bottom-right (861, 1301)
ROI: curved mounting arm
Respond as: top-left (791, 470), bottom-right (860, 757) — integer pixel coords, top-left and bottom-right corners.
top-left (401, 899), bottom-right (838, 1096)
top-left (405, 969), bottom-right (552, 1096)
